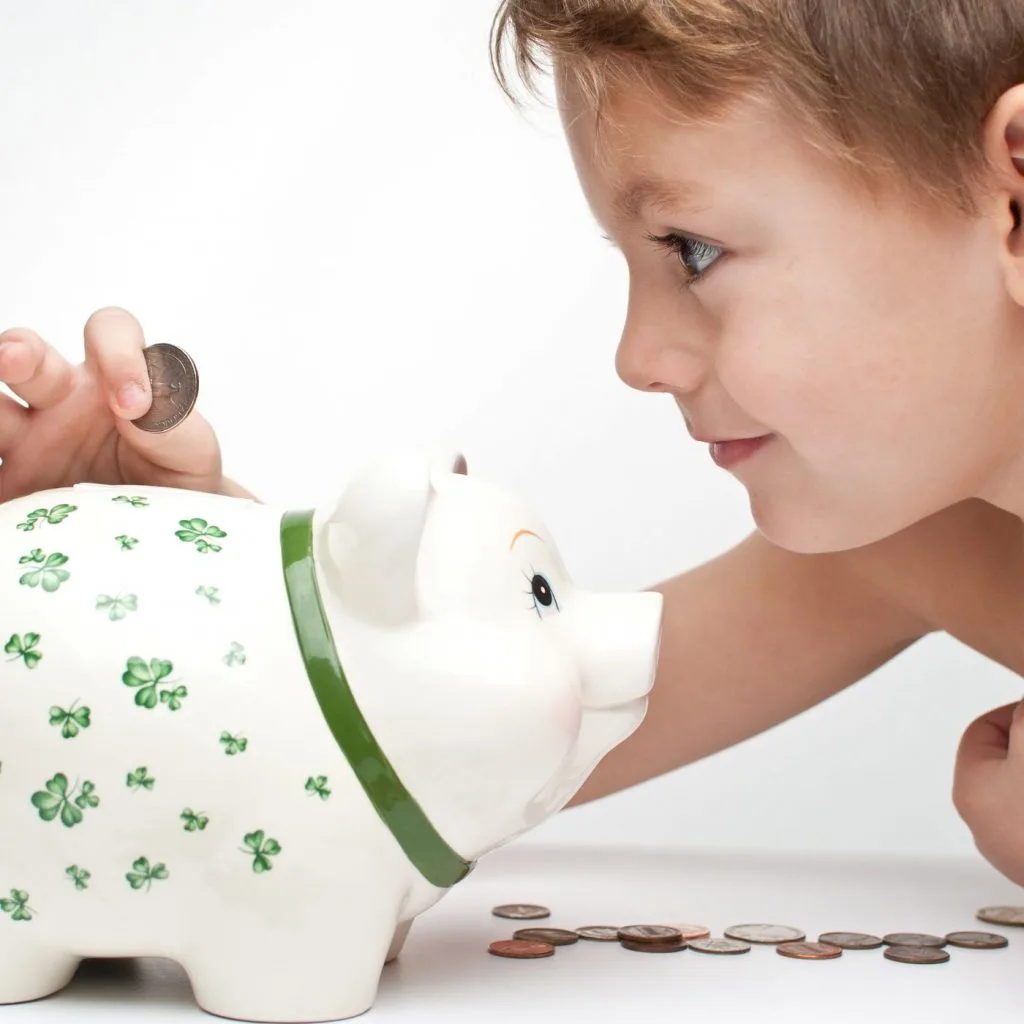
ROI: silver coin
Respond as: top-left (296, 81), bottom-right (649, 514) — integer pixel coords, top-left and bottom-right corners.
top-left (575, 926), bottom-right (621, 942)
top-left (976, 906), bottom-right (1024, 927)
top-left (882, 932), bottom-right (946, 948)
top-left (132, 342), bottom-right (199, 433)
top-left (491, 904), bottom-right (550, 920)
top-left (818, 931), bottom-right (884, 950)
top-left (686, 937), bottom-right (752, 955)
top-left (724, 923), bottom-right (806, 944)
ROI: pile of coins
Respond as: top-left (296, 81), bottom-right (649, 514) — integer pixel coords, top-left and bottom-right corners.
top-left (486, 903), bottom-right (1022, 965)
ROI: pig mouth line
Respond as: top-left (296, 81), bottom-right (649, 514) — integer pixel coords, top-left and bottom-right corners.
top-left (280, 508), bottom-right (476, 891)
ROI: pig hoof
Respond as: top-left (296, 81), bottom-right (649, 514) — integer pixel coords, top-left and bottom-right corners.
top-left (0, 945), bottom-right (80, 1004)
top-left (385, 920), bottom-right (413, 964)
top-left (186, 945), bottom-right (388, 1023)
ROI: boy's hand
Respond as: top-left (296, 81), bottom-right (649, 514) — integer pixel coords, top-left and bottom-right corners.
top-left (0, 307), bottom-right (236, 502)
top-left (953, 699), bottom-right (1024, 887)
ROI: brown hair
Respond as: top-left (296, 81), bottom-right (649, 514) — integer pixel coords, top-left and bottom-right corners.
top-left (490, 0), bottom-right (1024, 214)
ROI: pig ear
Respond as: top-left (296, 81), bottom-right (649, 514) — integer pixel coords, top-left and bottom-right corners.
top-left (319, 449), bottom-right (467, 624)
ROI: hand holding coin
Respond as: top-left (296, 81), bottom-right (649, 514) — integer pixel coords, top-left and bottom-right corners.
top-left (132, 343), bottom-right (200, 433)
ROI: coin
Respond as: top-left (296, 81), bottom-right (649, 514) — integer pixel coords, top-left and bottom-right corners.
top-left (132, 342), bottom-right (199, 433)
top-left (513, 928), bottom-right (579, 946)
top-left (686, 938), bottom-right (752, 955)
top-left (945, 931), bottom-right (1009, 949)
top-left (672, 924), bottom-right (712, 940)
top-left (617, 925), bottom-right (684, 944)
top-left (620, 939), bottom-right (687, 953)
top-left (883, 944), bottom-right (950, 965)
top-left (976, 906), bottom-right (1024, 927)
top-left (724, 924), bottom-right (806, 944)
top-left (575, 926), bottom-right (621, 942)
top-left (818, 932), bottom-right (884, 950)
top-left (776, 941), bottom-right (843, 961)
top-left (488, 939), bottom-right (555, 959)
top-left (492, 904), bottom-right (551, 920)
top-left (882, 932), bottom-right (946, 948)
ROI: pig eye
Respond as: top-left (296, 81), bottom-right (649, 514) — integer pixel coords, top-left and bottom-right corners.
top-left (524, 571), bottom-right (560, 618)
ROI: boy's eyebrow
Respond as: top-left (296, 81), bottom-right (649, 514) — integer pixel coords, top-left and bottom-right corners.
top-left (613, 174), bottom-right (706, 220)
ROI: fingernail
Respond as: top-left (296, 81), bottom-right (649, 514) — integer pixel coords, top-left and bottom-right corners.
top-left (117, 382), bottom-right (145, 410)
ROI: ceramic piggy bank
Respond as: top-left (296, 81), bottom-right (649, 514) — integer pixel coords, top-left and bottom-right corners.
top-left (0, 449), bottom-right (662, 1022)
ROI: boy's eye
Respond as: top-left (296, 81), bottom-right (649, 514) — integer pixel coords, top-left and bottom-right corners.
top-left (645, 231), bottom-right (723, 287)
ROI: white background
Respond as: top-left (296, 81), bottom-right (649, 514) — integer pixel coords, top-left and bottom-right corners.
top-left (0, 0), bottom-right (1020, 869)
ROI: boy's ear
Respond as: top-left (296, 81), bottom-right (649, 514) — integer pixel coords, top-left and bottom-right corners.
top-left (986, 84), bottom-right (1024, 307)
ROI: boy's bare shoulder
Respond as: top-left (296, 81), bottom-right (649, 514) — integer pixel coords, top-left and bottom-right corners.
top-left (839, 498), bottom-right (1024, 664)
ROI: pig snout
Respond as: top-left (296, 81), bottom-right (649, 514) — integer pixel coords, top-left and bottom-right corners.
top-left (559, 590), bottom-right (663, 709)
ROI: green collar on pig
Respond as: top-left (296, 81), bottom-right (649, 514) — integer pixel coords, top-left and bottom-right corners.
top-left (280, 508), bottom-right (475, 889)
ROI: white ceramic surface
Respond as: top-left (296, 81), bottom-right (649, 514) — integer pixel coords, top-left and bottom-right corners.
top-left (0, 449), bottom-right (663, 1022)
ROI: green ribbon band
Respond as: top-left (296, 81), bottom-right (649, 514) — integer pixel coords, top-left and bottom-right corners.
top-left (279, 508), bottom-right (474, 889)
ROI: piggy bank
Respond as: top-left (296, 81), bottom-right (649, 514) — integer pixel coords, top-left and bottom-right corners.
top-left (0, 449), bottom-right (662, 1022)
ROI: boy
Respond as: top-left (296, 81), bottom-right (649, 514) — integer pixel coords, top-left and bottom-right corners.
top-left (0, 0), bottom-right (1022, 889)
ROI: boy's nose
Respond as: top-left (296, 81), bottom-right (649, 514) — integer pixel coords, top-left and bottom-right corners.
top-left (615, 313), bottom-right (711, 396)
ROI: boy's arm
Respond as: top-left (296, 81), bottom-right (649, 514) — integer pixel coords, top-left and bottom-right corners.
top-left (567, 530), bottom-right (933, 806)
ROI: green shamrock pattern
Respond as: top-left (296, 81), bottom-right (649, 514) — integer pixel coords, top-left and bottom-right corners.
top-left (0, 889), bottom-right (34, 921)
top-left (16, 504), bottom-right (77, 532)
top-left (126, 767), bottom-right (155, 791)
top-left (30, 773), bottom-right (99, 828)
top-left (175, 518), bottom-right (227, 554)
top-left (65, 866), bottom-right (90, 891)
top-left (126, 857), bottom-right (168, 891)
top-left (0, 485), bottom-right (329, 903)
top-left (18, 550), bottom-right (71, 592)
top-left (220, 731), bottom-right (248, 755)
top-left (48, 702), bottom-right (92, 739)
top-left (96, 594), bottom-right (138, 620)
top-left (305, 776), bottom-right (331, 801)
top-left (180, 809), bottom-right (209, 832)
top-left (5, 632), bottom-right (42, 668)
top-left (242, 830), bottom-right (281, 873)
top-left (121, 657), bottom-right (187, 711)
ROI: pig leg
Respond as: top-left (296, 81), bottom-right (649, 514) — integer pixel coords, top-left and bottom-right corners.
top-left (0, 939), bottom-right (80, 1005)
top-left (185, 904), bottom-right (404, 1023)
top-left (384, 919), bottom-right (413, 963)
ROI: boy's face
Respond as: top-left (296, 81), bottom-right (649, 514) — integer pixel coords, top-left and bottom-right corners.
top-left (558, 71), bottom-right (1022, 553)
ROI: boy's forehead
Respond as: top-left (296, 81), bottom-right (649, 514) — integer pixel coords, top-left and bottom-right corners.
top-left (557, 75), bottom-right (833, 222)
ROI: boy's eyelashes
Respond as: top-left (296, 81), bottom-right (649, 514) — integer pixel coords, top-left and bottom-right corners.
top-left (598, 230), bottom-right (726, 289)
top-left (644, 231), bottom-right (723, 288)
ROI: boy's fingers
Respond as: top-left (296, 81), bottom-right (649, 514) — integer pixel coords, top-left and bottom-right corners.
top-left (113, 405), bottom-right (221, 480)
top-left (0, 390), bottom-right (30, 450)
top-left (957, 701), bottom-right (1019, 772)
top-left (82, 307), bottom-right (153, 419)
top-left (0, 328), bottom-right (75, 409)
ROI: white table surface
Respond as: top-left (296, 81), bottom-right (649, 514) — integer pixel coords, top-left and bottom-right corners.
top-left (4, 842), bottom-right (1021, 1023)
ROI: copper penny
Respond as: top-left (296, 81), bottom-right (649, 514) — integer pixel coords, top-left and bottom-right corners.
top-left (882, 932), bottom-right (946, 948)
top-left (620, 939), bottom-right (687, 953)
top-left (132, 342), bottom-right (199, 433)
top-left (575, 926), bottom-right (621, 942)
top-left (976, 906), bottom-right (1024, 927)
top-left (492, 904), bottom-right (551, 920)
top-left (617, 925), bottom-right (684, 944)
top-left (513, 928), bottom-right (579, 946)
top-left (687, 937), bottom-right (751, 955)
top-left (818, 932), bottom-right (884, 950)
top-left (776, 941), bottom-right (843, 961)
top-left (945, 931), bottom-right (1009, 949)
top-left (883, 944), bottom-right (950, 965)
top-left (724, 924), bottom-right (806, 945)
top-left (672, 924), bottom-right (712, 941)
top-left (488, 939), bottom-right (555, 959)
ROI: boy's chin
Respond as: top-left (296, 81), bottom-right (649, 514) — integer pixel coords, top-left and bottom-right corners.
top-left (748, 493), bottom-right (913, 555)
